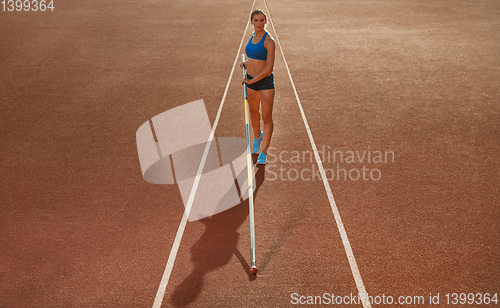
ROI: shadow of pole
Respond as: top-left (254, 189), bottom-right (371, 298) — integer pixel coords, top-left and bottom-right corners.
top-left (170, 158), bottom-right (265, 306)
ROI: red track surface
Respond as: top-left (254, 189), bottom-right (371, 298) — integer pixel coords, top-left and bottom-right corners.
top-left (1, 0), bottom-right (499, 307)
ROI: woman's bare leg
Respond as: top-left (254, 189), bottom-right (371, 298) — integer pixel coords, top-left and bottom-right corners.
top-left (247, 87), bottom-right (262, 139)
top-left (259, 88), bottom-right (275, 153)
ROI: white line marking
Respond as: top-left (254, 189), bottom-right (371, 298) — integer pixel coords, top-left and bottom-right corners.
top-left (151, 2), bottom-right (256, 307)
top-left (262, 1), bottom-right (372, 307)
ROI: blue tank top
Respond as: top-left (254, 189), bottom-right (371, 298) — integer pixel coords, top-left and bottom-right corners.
top-left (245, 32), bottom-right (268, 61)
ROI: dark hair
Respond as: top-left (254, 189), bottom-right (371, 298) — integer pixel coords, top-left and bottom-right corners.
top-left (250, 9), bottom-right (267, 21)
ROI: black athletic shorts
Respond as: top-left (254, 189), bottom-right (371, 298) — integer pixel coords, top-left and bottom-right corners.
top-left (246, 73), bottom-right (275, 91)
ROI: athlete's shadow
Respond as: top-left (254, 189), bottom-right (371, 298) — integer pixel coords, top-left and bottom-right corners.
top-left (170, 157), bottom-right (265, 307)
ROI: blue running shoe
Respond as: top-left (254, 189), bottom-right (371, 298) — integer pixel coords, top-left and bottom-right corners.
top-left (257, 152), bottom-right (267, 165)
top-left (252, 131), bottom-right (263, 154)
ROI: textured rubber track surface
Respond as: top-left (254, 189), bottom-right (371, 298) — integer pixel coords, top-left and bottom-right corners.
top-left (1, 0), bottom-right (499, 307)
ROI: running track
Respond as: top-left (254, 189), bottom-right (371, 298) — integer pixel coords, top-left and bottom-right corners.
top-left (1, 0), bottom-right (499, 307)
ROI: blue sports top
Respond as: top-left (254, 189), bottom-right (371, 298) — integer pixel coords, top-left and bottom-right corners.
top-left (245, 32), bottom-right (268, 61)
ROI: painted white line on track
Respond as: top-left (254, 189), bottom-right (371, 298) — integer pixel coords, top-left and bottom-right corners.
top-left (151, 1), bottom-right (256, 307)
top-left (262, 1), bottom-right (373, 307)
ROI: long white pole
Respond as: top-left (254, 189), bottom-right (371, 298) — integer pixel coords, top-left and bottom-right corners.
top-left (241, 54), bottom-right (257, 275)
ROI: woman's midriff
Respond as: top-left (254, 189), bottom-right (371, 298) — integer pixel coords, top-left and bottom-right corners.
top-left (247, 58), bottom-right (268, 78)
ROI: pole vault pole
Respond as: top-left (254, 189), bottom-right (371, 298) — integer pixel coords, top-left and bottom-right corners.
top-left (241, 54), bottom-right (258, 275)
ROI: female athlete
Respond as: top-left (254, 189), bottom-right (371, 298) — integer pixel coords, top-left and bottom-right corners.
top-left (241, 9), bottom-right (276, 165)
